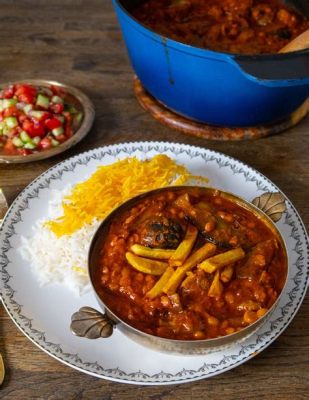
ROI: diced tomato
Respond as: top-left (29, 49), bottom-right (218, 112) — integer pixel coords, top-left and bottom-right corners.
top-left (18, 93), bottom-right (35, 104)
top-left (65, 124), bottom-right (73, 138)
top-left (30, 123), bottom-right (45, 137)
top-left (53, 134), bottom-right (66, 142)
top-left (18, 148), bottom-right (33, 156)
top-left (15, 84), bottom-right (37, 98)
top-left (50, 85), bottom-right (64, 96)
top-left (22, 119), bottom-right (45, 137)
top-left (50, 103), bottom-right (64, 114)
top-left (18, 114), bottom-right (27, 124)
top-left (45, 118), bottom-right (61, 130)
top-left (3, 105), bottom-right (18, 117)
top-left (22, 119), bottom-right (33, 132)
top-left (38, 137), bottom-right (52, 150)
top-left (15, 84), bottom-right (37, 104)
top-left (3, 138), bottom-right (16, 154)
top-left (1, 87), bottom-right (14, 99)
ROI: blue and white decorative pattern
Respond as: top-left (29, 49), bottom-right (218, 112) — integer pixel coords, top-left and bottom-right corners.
top-left (0, 142), bottom-right (308, 385)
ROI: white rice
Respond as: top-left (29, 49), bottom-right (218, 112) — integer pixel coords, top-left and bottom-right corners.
top-left (19, 189), bottom-right (100, 296)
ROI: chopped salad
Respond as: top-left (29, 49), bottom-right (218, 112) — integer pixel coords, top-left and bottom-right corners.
top-left (0, 83), bottom-right (83, 155)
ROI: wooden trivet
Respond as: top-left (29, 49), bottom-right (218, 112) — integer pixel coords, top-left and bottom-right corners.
top-left (134, 76), bottom-right (308, 141)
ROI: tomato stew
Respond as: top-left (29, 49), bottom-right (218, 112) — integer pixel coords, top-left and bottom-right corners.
top-left (132, 0), bottom-right (309, 55)
top-left (94, 188), bottom-right (287, 341)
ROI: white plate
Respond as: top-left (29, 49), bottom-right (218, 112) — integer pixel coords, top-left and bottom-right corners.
top-left (0, 142), bottom-right (308, 385)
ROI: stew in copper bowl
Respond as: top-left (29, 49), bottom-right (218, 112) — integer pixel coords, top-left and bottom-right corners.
top-left (93, 187), bottom-right (287, 341)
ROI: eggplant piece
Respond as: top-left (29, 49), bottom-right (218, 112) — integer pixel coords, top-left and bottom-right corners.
top-left (185, 215), bottom-right (233, 249)
top-left (174, 193), bottom-right (233, 249)
top-left (140, 217), bottom-right (183, 249)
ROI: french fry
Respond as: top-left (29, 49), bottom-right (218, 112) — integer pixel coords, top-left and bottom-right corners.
top-left (208, 271), bottom-right (223, 297)
top-left (146, 266), bottom-right (175, 298)
top-left (131, 244), bottom-right (174, 260)
top-left (199, 247), bottom-right (245, 274)
top-left (169, 225), bottom-right (198, 266)
top-left (163, 243), bottom-right (217, 295)
top-left (220, 264), bottom-right (234, 283)
top-left (125, 252), bottom-right (168, 275)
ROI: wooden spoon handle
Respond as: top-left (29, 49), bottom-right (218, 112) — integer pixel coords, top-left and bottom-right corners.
top-left (279, 29), bottom-right (309, 53)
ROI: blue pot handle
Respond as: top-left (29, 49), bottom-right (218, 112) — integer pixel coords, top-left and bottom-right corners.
top-left (234, 50), bottom-right (309, 87)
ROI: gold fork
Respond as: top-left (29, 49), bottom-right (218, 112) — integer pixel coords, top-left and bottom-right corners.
top-left (0, 188), bottom-right (8, 385)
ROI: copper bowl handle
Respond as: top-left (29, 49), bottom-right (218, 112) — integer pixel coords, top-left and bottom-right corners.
top-left (252, 192), bottom-right (286, 223)
top-left (70, 307), bottom-right (115, 339)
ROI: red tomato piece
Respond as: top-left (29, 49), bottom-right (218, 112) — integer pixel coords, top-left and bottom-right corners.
top-left (18, 148), bottom-right (33, 156)
top-left (50, 103), bottom-right (64, 114)
top-left (15, 84), bottom-right (37, 98)
top-left (18, 114), bottom-right (27, 124)
top-left (3, 105), bottom-right (18, 117)
top-left (22, 119), bottom-right (45, 137)
top-left (39, 137), bottom-right (52, 150)
top-left (65, 124), bottom-right (73, 138)
top-left (54, 134), bottom-right (66, 142)
top-left (18, 93), bottom-right (35, 104)
top-left (22, 119), bottom-right (33, 133)
top-left (1, 87), bottom-right (14, 99)
top-left (3, 138), bottom-right (16, 154)
top-left (45, 118), bottom-right (61, 130)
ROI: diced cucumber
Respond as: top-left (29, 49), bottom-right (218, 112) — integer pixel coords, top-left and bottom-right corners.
top-left (52, 126), bottom-right (64, 137)
top-left (5, 117), bottom-right (18, 129)
top-left (3, 126), bottom-right (11, 136)
top-left (31, 110), bottom-right (47, 120)
top-left (32, 136), bottom-right (41, 145)
top-left (12, 137), bottom-right (24, 148)
top-left (51, 95), bottom-right (64, 104)
top-left (51, 138), bottom-right (59, 147)
top-left (73, 112), bottom-right (83, 125)
top-left (0, 121), bottom-right (4, 131)
top-left (20, 130), bottom-right (32, 143)
top-left (36, 94), bottom-right (50, 109)
top-left (24, 104), bottom-right (33, 114)
top-left (66, 104), bottom-right (78, 114)
top-left (24, 142), bottom-right (36, 150)
top-left (3, 98), bottom-right (17, 109)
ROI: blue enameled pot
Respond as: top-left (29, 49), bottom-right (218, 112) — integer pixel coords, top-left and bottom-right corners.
top-left (113, 0), bottom-right (309, 127)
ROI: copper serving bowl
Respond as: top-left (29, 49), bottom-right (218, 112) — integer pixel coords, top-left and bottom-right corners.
top-left (0, 79), bottom-right (95, 164)
top-left (71, 186), bottom-right (288, 355)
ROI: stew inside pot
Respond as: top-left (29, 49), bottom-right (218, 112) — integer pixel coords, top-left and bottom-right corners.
top-left (131, 0), bottom-right (309, 54)
top-left (94, 188), bottom-right (287, 341)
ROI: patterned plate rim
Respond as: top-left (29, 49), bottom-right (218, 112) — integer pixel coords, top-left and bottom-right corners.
top-left (0, 141), bottom-right (308, 385)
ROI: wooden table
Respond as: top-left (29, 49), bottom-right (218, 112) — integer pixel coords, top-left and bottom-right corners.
top-left (0, 1), bottom-right (308, 398)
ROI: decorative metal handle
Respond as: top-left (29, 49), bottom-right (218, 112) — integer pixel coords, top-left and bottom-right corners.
top-left (0, 189), bottom-right (8, 222)
top-left (70, 307), bottom-right (115, 339)
top-left (252, 192), bottom-right (286, 223)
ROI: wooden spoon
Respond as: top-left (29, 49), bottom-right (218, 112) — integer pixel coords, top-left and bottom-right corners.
top-left (279, 29), bottom-right (309, 53)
